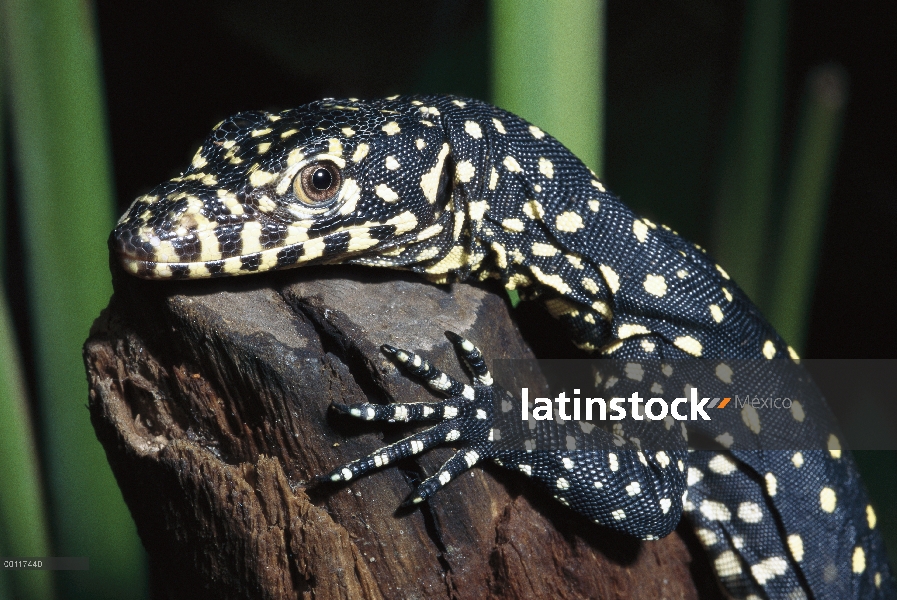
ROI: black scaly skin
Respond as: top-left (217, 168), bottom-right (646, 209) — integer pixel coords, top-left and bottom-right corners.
top-left (112, 94), bottom-right (894, 599)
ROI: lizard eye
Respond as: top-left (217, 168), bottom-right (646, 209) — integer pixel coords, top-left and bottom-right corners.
top-left (295, 161), bottom-right (342, 205)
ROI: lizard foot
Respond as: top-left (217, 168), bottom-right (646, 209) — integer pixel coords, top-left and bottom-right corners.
top-left (324, 332), bottom-right (495, 505)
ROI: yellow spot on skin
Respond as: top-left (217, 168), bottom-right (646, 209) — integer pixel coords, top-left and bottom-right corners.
top-left (385, 155), bottom-right (400, 170)
top-left (301, 237), bottom-right (326, 261)
top-left (565, 254), bottom-right (583, 269)
top-left (592, 301), bottom-right (612, 320)
top-left (700, 500), bottom-right (732, 522)
top-left (249, 170), bottom-right (276, 187)
top-left (492, 118), bottom-right (506, 133)
top-left (425, 245), bottom-right (469, 274)
top-left (328, 138), bottom-right (343, 156)
top-left (588, 200), bottom-right (600, 212)
top-left (286, 148), bottom-right (305, 166)
top-left (489, 167), bottom-right (499, 190)
top-left (591, 179), bottom-right (606, 192)
top-left (619, 324), bottom-right (650, 339)
top-left (241, 221), bottom-right (263, 254)
top-left (581, 277), bottom-right (599, 294)
top-left (522, 199), bottom-right (544, 220)
top-left (528, 125), bottom-right (545, 138)
top-left (503, 156), bottom-right (522, 172)
top-left (382, 121), bottom-right (401, 135)
top-left (674, 336), bottom-right (703, 357)
top-left (715, 363), bottom-right (733, 383)
top-left (337, 179), bottom-right (361, 215)
top-left (506, 273), bottom-right (531, 289)
top-left (510, 248), bottom-right (525, 263)
top-left (283, 224), bottom-right (310, 245)
top-left (714, 551), bottom-right (742, 578)
top-left (280, 129), bottom-right (298, 138)
top-left (632, 219), bottom-right (649, 242)
top-left (490, 242), bottom-right (508, 268)
top-left (191, 149), bottom-right (207, 169)
top-left (828, 434), bottom-right (842, 459)
top-left (790, 400), bottom-right (805, 422)
top-left (642, 339), bottom-right (656, 353)
top-left (452, 204), bottom-right (465, 240)
top-left (538, 157), bottom-right (554, 178)
top-left (415, 246), bottom-right (440, 261)
top-left (529, 265), bottom-right (572, 294)
top-left (469, 200), bottom-right (489, 221)
top-left (716, 264), bottom-right (730, 279)
top-left (788, 346), bottom-right (800, 363)
top-left (347, 231), bottom-right (379, 251)
top-left (820, 487), bottom-right (837, 512)
top-left (464, 120), bottom-right (483, 138)
top-left (456, 160), bottom-right (476, 183)
top-left (722, 287), bottom-right (733, 302)
top-left (792, 452), bottom-right (804, 468)
top-left (415, 138), bottom-right (426, 150)
top-left (676, 269), bottom-right (688, 279)
top-left (531, 242), bottom-right (558, 256)
top-left (251, 127), bottom-right (272, 137)
top-left (452, 99), bottom-right (466, 107)
top-left (696, 528), bottom-right (717, 546)
top-left (867, 505), bottom-right (877, 529)
top-left (765, 472), bottom-right (777, 496)
top-left (738, 501), bottom-right (763, 523)
top-left (416, 223), bottom-right (443, 241)
top-left (419, 120), bottom-right (435, 127)
top-left (762, 340), bottom-right (777, 359)
top-left (420, 143), bottom-right (450, 203)
top-left (602, 340), bottom-right (624, 354)
top-left (352, 143), bottom-right (369, 162)
top-left (750, 557), bottom-right (788, 585)
top-left (788, 534), bottom-right (804, 562)
top-left (385, 211), bottom-right (418, 234)
top-left (742, 405), bottom-right (761, 434)
top-left (502, 218), bottom-right (525, 232)
top-left (375, 184), bottom-right (399, 203)
top-left (644, 274), bottom-right (667, 297)
top-left (544, 298), bottom-right (580, 318)
top-left (853, 546), bottom-right (866, 574)
top-left (599, 265), bottom-right (620, 294)
top-left (709, 304), bottom-right (724, 323)
top-left (256, 142), bottom-right (271, 154)
top-left (341, 127), bottom-right (355, 137)
top-left (555, 211), bottom-right (584, 232)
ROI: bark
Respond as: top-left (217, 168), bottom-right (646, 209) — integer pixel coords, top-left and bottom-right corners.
top-left (84, 263), bottom-right (709, 599)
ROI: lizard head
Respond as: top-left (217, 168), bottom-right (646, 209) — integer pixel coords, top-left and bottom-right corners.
top-left (112, 96), bottom-right (458, 279)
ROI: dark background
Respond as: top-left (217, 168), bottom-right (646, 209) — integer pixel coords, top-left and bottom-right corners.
top-left (95, 0), bottom-right (896, 360)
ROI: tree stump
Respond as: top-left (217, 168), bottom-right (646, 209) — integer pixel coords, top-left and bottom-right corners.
top-left (84, 263), bottom-right (711, 599)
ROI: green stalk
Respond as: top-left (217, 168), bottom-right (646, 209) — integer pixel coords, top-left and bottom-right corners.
top-left (1, 28), bottom-right (55, 600)
top-left (491, 0), bottom-right (604, 175)
top-left (0, 0), bottom-right (147, 598)
top-left (767, 65), bottom-right (847, 352)
top-left (491, 0), bottom-right (605, 307)
top-left (0, 294), bottom-right (55, 600)
top-left (712, 0), bottom-right (788, 301)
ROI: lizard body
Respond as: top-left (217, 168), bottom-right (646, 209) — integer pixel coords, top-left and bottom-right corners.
top-left (112, 95), bottom-right (893, 598)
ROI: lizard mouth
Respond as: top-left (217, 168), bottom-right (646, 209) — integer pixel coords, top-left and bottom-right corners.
top-left (111, 216), bottom-right (420, 280)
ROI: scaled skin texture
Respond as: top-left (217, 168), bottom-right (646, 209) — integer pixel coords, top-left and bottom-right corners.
top-left (113, 95), bottom-right (894, 599)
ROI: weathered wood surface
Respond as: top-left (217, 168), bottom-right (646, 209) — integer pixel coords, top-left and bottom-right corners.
top-left (84, 264), bottom-right (709, 599)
